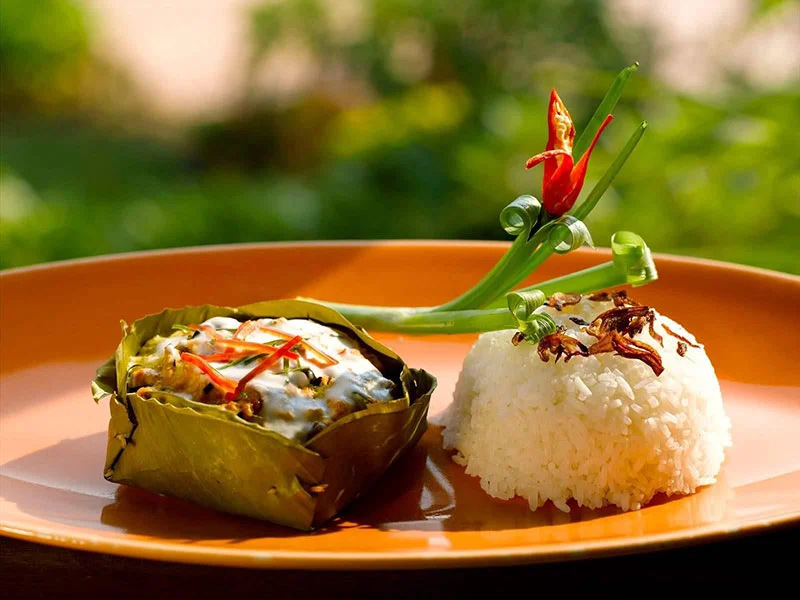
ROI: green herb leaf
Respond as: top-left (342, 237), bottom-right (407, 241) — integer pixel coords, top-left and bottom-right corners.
top-left (217, 353), bottom-right (266, 370)
top-left (573, 62), bottom-right (639, 158)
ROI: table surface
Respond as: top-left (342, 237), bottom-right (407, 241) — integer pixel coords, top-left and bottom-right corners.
top-left (2, 526), bottom-right (797, 597)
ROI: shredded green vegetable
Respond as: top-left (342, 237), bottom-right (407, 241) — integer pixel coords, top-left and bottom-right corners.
top-left (217, 353), bottom-right (266, 370)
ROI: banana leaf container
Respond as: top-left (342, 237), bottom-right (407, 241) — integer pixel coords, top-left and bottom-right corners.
top-left (92, 300), bottom-right (436, 530)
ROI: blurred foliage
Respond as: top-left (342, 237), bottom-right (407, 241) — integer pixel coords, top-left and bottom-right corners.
top-left (0, 0), bottom-right (90, 111)
top-left (1, 0), bottom-right (798, 273)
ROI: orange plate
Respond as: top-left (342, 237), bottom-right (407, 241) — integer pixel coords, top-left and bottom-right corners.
top-left (1, 242), bottom-right (799, 569)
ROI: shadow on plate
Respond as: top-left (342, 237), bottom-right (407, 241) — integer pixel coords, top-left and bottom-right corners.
top-left (334, 427), bottom-right (686, 533)
top-left (1, 427), bottom-right (732, 541)
top-left (331, 426), bottom-right (734, 537)
top-left (0, 433), bottom-right (331, 541)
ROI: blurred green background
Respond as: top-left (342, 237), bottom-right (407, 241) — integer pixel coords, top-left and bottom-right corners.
top-left (1, 0), bottom-right (798, 273)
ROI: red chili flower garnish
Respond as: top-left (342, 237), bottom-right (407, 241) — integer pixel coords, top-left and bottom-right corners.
top-left (525, 89), bottom-right (613, 216)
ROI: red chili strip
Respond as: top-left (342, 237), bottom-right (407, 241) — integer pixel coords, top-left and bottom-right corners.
top-left (180, 352), bottom-right (238, 392)
top-left (256, 325), bottom-right (338, 367)
top-left (233, 320), bottom-right (257, 340)
top-left (200, 351), bottom-right (257, 362)
top-left (229, 336), bottom-right (302, 400)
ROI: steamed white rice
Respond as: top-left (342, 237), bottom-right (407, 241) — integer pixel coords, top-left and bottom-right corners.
top-left (438, 297), bottom-right (732, 512)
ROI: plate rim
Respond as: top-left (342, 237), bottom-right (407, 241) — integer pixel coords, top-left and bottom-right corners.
top-left (2, 241), bottom-right (799, 569)
top-left (1, 239), bottom-right (798, 284)
top-left (2, 511), bottom-right (799, 570)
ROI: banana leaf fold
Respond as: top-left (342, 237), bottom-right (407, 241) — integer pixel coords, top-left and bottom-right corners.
top-left (92, 300), bottom-right (436, 530)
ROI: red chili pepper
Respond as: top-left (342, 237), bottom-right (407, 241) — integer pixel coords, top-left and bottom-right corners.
top-left (233, 320), bottom-right (257, 340)
top-left (525, 89), bottom-right (613, 216)
top-left (255, 325), bottom-right (338, 367)
top-left (229, 336), bottom-right (302, 400)
top-left (200, 351), bottom-right (257, 362)
top-left (180, 352), bottom-right (238, 392)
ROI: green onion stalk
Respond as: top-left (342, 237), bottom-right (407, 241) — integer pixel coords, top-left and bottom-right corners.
top-left (306, 65), bottom-right (657, 343)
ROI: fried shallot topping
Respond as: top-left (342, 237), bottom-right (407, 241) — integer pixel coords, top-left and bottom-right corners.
top-left (585, 305), bottom-right (654, 339)
top-left (588, 291), bottom-right (610, 301)
top-left (511, 331), bottom-right (527, 346)
top-left (521, 290), bottom-right (697, 376)
top-left (611, 289), bottom-right (639, 307)
top-left (647, 314), bottom-right (663, 345)
top-left (581, 302), bottom-right (666, 374)
top-left (662, 323), bottom-right (701, 348)
top-left (546, 292), bottom-right (582, 311)
top-left (537, 331), bottom-right (590, 363)
top-left (588, 331), bottom-right (665, 376)
top-left (588, 290), bottom-right (638, 306)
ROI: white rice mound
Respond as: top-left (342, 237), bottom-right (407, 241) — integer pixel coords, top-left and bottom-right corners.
top-left (439, 297), bottom-right (732, 512)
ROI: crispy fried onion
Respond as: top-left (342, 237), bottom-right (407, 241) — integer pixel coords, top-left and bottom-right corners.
top-left (587, 289), bottom-right (639, 307)
top-left (662, 323), bottom-right (701, 348)
top-left (530, 290), bottom-right (699, 375)
top-left (586, 305), bottom-right (661, 343)
top-left (536, 302), bottom-right (666, 375)
top-left (545, 292), bottom-right (582, 311)
top-left (537, 331), bottom-right (589, 363)
top-left (588, 331), bottom-right (664, 376)
top-left (588, 291), bottom-right (610, 301)
top-left (583, 304), bottom-right (665, 374)
top-left (511, 331), bottom-right (527, 346)
top-left (611, 290), bottom-right (639, 307)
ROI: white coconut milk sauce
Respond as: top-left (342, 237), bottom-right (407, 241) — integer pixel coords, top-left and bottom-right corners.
top-left (152, 317), bottom-right (396, 442)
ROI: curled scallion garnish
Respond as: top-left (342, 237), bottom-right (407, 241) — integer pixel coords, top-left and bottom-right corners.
top-left (507, 291), bottom-right (557, 343)
top-left (304, 65), bottom-right (659, 339)
top-left (611, 231), bottom-right (658, 286)
top-left (499, 195), bottom-right (542, 237)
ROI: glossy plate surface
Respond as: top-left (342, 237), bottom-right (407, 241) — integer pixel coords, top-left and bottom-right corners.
top-left (1, 242), bottom-right (798, 568)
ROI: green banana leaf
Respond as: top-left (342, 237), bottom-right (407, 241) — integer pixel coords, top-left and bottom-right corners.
top-left (92, 300), bottom-right (436, 530)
